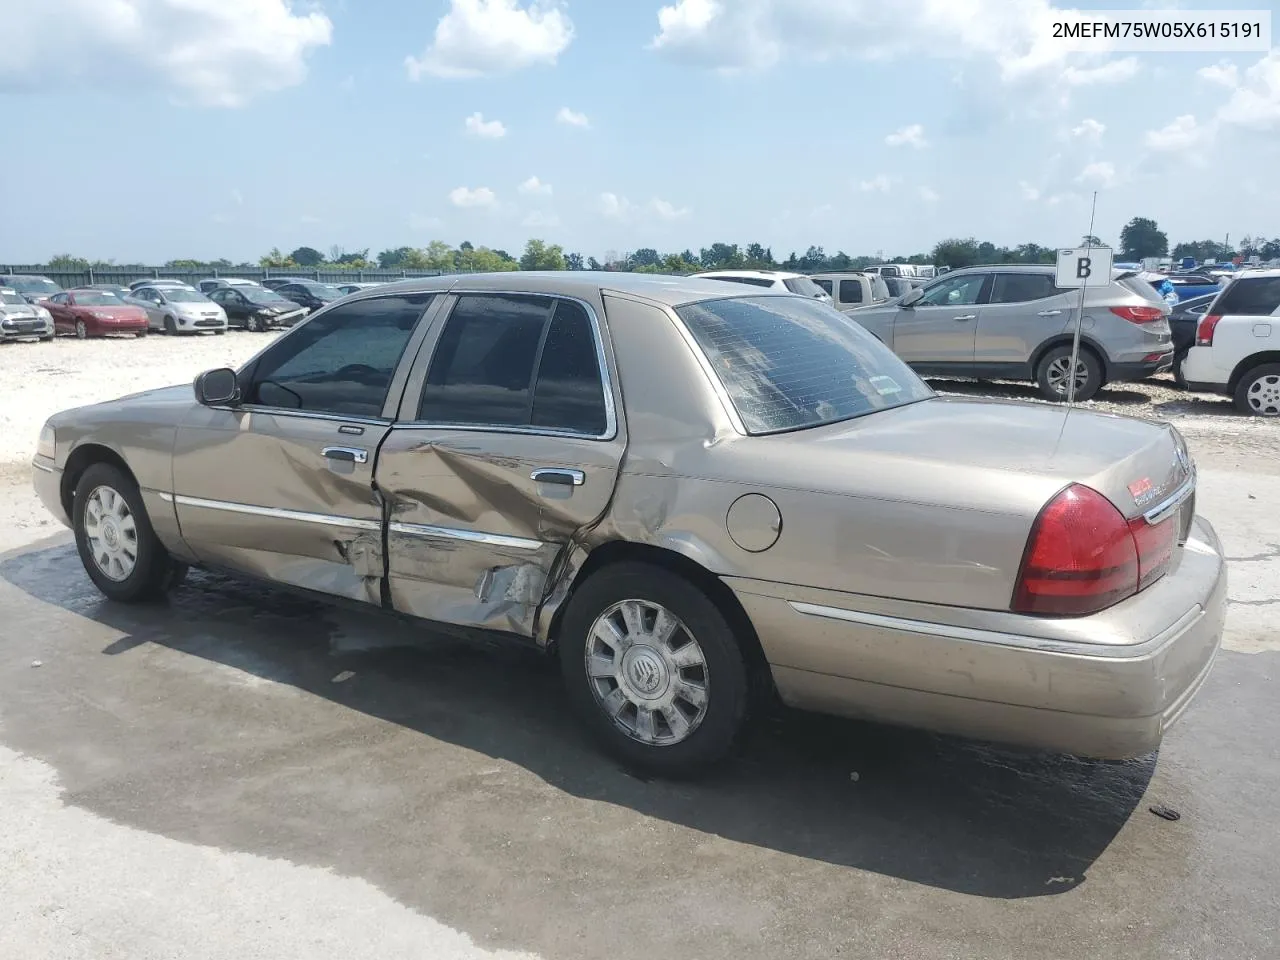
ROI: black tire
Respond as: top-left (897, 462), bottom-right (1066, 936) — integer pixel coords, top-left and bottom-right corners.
top-left (246, 315), bottom-right (263, 333)
top-left (1172, 352), bottom-right (1187, 388)
top-left (134, 330), bottom-right (147, 339)
top-left (214, 329), bottom-right (226, 335)
top-left (40, 334), bottom-right (54, 342)
top-left (558, 562), bottom-right (750, 777)
top-left (72, 463), bottom-right (188, 602)
top-left (75, 319), bottom-right (89, 340)
top-left (164, 315), bottom-right (177, 335)
top-left (1035, 344), bottom-right (1103, 402)
top-left (1233, 363), bottom-right (1280, 417)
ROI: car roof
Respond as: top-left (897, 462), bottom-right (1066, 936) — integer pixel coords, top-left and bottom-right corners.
top-left (342, 271), bottom-right (803, 308)
top-left (1233, 267), bottom-right (1280, 279)
top-left (693, 269), bottom-right (804, 281)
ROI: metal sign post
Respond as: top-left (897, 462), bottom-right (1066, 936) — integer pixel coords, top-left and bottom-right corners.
top-left (1053, 194), bottom-right (1110, 408)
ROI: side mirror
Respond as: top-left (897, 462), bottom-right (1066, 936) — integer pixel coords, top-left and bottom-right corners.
top-left (900, 288), bottom-right (924, 307)
top-left (194, 367), bottom-right (240, 406)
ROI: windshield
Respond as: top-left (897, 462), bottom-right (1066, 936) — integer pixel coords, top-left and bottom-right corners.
top-left (301, 282), bottom-right (342, 299)
top-left (2, 292), bottom-right (29, 305)
top-left (243, 288), bottom-right (291, 304)
top-left (783, 277), bottom-right (828, 298)
top-left (9, 278), bottom-right (61, 296)
top-left (675, 295), bottom-right (934, 435)
top-left (74, 292), bottom-right (125, 306)
top-left (165, 289), bottom-right (209, 303)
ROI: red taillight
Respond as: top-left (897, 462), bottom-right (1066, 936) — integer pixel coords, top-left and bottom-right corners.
top-left (1195, 314), bottom-right (1221, 346)
top-left (1012, 484), bottom-right (1175, 617)
top-left (1110, 305), bottom-right (1165, 324)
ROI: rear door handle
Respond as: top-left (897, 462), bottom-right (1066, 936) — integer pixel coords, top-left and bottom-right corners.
top-left (322, 446), bottom-right (368, 464)
top-left (1038, 309), bottom-right (1063, 317)
top-left (531, 468), bottom-right (585, 487)
top-left (952, 314), bottom-right (976, 321)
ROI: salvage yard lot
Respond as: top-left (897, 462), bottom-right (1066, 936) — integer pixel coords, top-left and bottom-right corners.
top-left (1, 331), bottom-right (1278, 959)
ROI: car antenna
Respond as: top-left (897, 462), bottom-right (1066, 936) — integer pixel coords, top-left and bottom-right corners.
top-left (1067, 191), bottom-right (1100, 409)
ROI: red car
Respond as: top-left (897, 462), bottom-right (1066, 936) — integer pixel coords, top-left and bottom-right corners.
top-left (44, 290), bottom-right (149, 339)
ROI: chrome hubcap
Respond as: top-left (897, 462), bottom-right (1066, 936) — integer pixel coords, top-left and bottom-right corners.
top-left (1046, 356), bottom-right (1089, 396)
top-left (82, 485), bottom-right (138, 581)
top-left (585, 599), bottom-right (709, 746)
top-left (1245, 375), bottom-right (1280, 416)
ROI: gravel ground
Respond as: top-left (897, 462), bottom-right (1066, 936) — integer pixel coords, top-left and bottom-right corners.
top-left (1, 334), bottom-right (1277, 548)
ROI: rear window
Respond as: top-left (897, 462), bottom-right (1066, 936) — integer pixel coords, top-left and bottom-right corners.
top-left (782, 276), bottom-right (826, 298)
top-left (1117, 274), bottom-right (1163, 303)
top-left (1212, 276), bottom-right (1280, 317)
top-left (704, 275), bottom-right (775, 288)
top-left (812, 278), bottom-right (833, 294)
top-left (674, 295), bottom-right (934, 435)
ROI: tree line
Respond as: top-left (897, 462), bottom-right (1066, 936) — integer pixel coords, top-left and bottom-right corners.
top-left (39, 217), bottom-right (1280, 276)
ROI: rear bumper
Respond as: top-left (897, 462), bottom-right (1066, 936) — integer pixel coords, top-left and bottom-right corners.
top-left (729, 516), bottom-right (1227, 759)
top-left (1181, 346), bottom-right (1229, 393)
top-left (1109, 353), bottom-right (1173, 381)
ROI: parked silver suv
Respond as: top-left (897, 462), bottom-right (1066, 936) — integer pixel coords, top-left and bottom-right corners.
top-left (845, 264), bottom-right (1173, 401)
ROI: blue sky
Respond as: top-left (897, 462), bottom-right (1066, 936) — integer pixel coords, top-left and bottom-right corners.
top-left (2, 0), bottom-right (1278, 264)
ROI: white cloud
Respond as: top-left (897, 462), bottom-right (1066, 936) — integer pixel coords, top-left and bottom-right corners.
top-left (0, 0), bottom-right (332, 107)
top-left (1075, 161), bottom-right (1116, 188)
top-left (1071, 118), bottom-right (1105, 140)
top-left (449, 186), bottom-right (497, 208)
top-left (556, 106), bottom-right (590, 127)
top-left (406, 0), bottom-right (574, 80)
top-left (599, 193), bottom-right (633, 218)
top-left (463, 112), bottom-right (506, 138)
top-left (1018, 181), bottom-right (1041, 201)
top-left (1198, 62), bottom-right (1239, 88)
top-left (885, 123), bottom-right (927, 148)
top-left (1143, 114), bottom-right (1206, 151)
top-left (650, 198), bottom-right (690, 220)
top-left (858, 174), bottom-right (893, 193)
top-left (1062, 57), bottom-right (1139, 86)
top-left (1217, 51), bottom-right (1280, 130)
top-left (648, 0), bottom-right (1143, 91)
top-left (917, 186), bottom-right (939, 202)
top-left (518, 176), bottom-right (552, 196)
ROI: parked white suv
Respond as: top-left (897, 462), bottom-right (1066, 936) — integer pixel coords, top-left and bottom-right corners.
top-left (692, 270), bottom-right (833, 304)
top-left (1181, 269), bottom-right (1280, 416)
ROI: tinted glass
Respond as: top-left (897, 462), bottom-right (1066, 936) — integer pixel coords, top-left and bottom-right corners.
top-left (418, 294), bottom-right (552, 426)
top-left (812, 278), bottom-right (833, 294)
top-left (165, 289), bottom-right (207, 302)
top-left (10, 278), bottom-right (60, 296)
top-left (72, 292), bottom-right (124, 306)
top-left (919, 274), bottom-right (985, 306)
top-left (783, 277), bottom-right (826, 298)
top-left (531, 299), bottom-right (608, 435)
top-left (247, 294), bottom-right (433, 417)
top-left (705, 275), bottom-right (774, 288)
top-left (990, 273), bottom-right (1057, 303)
top-left (675, 296), bottom-right (933, 434)
top-left (1, 292), bottom-right (26, 305)
top-left (838, 280), bottom-right (863, 303)
top-left (243, 288), bottom-right (290, 303)
top-left (1213, 277), bottom-right (1280, 316)
top-left (1118, 274), bottom-right (1163, 302)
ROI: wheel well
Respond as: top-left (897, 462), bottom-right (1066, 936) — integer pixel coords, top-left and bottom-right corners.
top-left (60, 444), bottom-right (135, 519)
top-left (1030, 337), bottom-right (1107, 380)
top-left (1228, 352), bottom-right (1280, 391)
top-left (546, 540), bottom-right (774, 692)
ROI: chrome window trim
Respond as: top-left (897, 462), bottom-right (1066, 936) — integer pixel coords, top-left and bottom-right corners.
top-left (388, 521), bottom-right (543, 551)
top-left (397, 290), bottom-right (619, 442)
top-left (652, 300), bottom-right (751, 437)
top-left (205, 405), bottom-right (391, 427)
top-left (162, 493), bottom-right (380, 532)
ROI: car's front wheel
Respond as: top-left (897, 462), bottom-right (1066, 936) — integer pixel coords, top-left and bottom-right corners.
top-left (1036, 345), bottom-right (1102, 402)
top-left (72, 463), bottom-right (188, 602)
top-left (1234, 363), bottom-right (1280, 417)
top-left (164, 315), bottom-right (177, 335)
top-left (558, 562), bottom-right (750, 777)
top-left (245, 315), bottom-right (263, 332)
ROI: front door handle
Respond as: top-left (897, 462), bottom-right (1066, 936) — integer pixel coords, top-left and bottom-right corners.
top-left (1038, 309), bottom-right (1063, 317)
top-left (531, 468), bottom-right (585, 487)
top-left (322, 446), bottom-right (368, 464)
top-left (952, 314), bottom-right (976, 321)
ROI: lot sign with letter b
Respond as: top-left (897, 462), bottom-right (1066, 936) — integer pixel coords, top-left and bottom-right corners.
top-left (1055, 246), bottom-right (1114, 288)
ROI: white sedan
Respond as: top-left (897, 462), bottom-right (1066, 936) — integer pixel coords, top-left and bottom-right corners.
top-left (126, 285), bottom-right (228, 335)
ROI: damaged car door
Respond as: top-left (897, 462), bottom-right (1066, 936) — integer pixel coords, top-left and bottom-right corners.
top-left (170, 293), bottom-right (439, 602)
top-left (376, 291), bottom-right (624, 636)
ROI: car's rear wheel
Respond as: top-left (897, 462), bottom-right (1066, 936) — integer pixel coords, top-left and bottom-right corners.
top-left (558, 562), bottom-right (749, 777)
top-left (1234, 364), bottom-right (1280, 417)
top-left (1036, 345), bottom-right (1102, 402)
top-left (72, 463), bottom-right (188, 602)
top-left (75, 320), bottom-right (88, 340)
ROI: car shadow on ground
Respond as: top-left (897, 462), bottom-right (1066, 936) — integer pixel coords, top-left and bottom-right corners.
top-left (926, 376), bottom-right (1240, 417)
top-left (0, 541), bottom-right (1156, 901)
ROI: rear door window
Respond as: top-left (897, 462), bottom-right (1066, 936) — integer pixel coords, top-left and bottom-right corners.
top-left (838, 280), bottom-right (863, 304)
top-left (990, 273), bottom-right (1058, 303)
top-left (1212, 277), bottom-right (1280, 316)
top-left (812, 278), bottom-right (833, 294)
